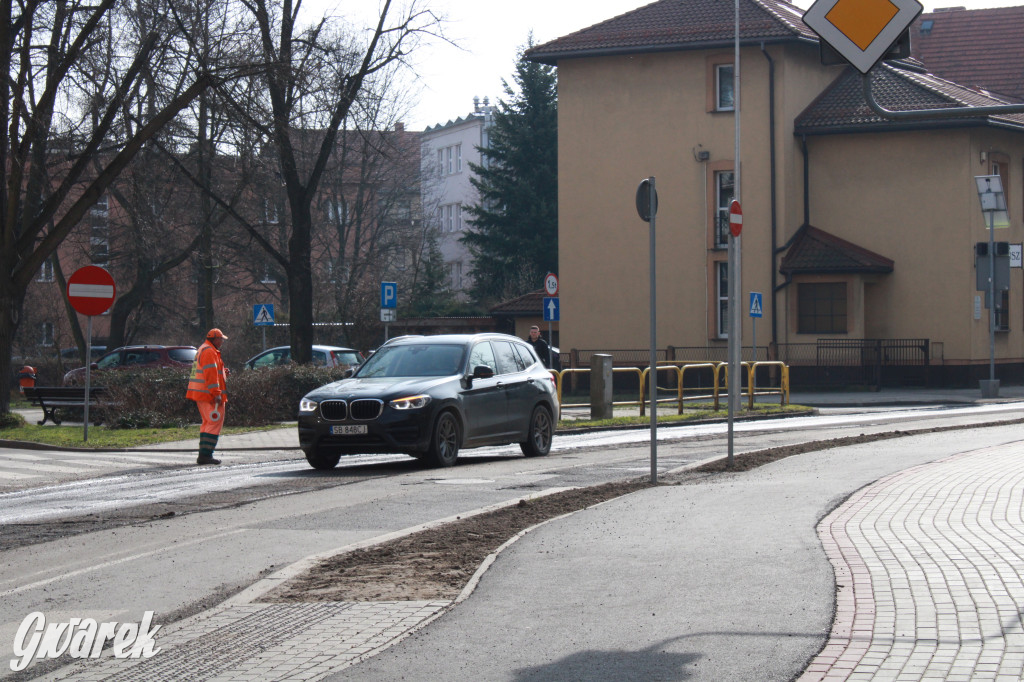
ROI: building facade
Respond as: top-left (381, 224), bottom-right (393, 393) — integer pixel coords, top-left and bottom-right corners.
top-left (420, 97), bottom-right (495, 300)
top-left (528, 0), bottom-right (1024, 385)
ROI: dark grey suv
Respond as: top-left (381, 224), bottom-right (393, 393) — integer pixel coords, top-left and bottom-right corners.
top-left (297, 333), bottom-right (558, 469)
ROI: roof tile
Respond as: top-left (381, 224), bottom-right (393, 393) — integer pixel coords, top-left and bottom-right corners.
top-left (780, 225), bottom-right (893, 275)
top-left (527, 0), bottom-right (816, 63)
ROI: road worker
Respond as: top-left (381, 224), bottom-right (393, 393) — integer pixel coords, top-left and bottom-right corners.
top-left (186, 328), bottom-right (229, 465)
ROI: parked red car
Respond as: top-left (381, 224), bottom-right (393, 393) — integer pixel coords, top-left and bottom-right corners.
top-left (62, 345), bottom-right (197, 386)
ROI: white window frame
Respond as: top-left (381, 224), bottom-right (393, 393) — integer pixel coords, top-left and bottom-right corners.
top-left (37, 259), bottom-right (55, 282)
top-left (715, 171), bottom-right (735, 248)
top-left (455, 203), bottom-right (462, 232)
top-left (715, 64), bottom-right (735, 111)
top-left (716, 261), bottom-right (729, 339)
top-left (456, 144), bottom-right (462, 172)
top-left (40, 321), bottom-right (54, 347)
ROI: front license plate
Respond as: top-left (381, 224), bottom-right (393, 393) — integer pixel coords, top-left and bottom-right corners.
top-left (331, 424), bottom-right (367, 435)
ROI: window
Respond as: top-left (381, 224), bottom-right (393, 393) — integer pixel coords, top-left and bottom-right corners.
top-left (326, 200), bottom-right (347, 224)
top-left (468, 341), bottom-right (498, 374)
top-left (493, 340), bottom-right (525, 374)
top-left (715, 171), bottom-right (735, 248)
top-left (438, 145), bottom-right (463, 176)
top-left (716, 64), bottom-right (735, 111)
top-left (446, 204), bottom-right (454, 232)
top-left (90, 195), bottom-right (109, 265)
top-left (716, 262), bottom-right (729, 338)
top-left (454, 261), bottom-right (463, 290)
top-left (798, 283), bottom-right (848, 334)
top-left (91, 226), bottom-right (109, 265)
top-left (37, 259), bottom-right (54, 282)
top-left (264, 199), bottom-right (278, 224)
top-left (39, 322), bottom-right (54, 347)
top-left (996, 289), bottom-right (1009, 331)
top-left (455, 203), bottom-right (463, 232)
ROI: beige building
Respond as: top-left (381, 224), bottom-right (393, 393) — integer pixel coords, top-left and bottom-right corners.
top-left (528, 0), bottom-right (1024, 385)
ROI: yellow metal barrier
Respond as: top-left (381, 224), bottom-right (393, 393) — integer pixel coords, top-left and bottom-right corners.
top-left (554, 367), bottom-right (645, 418)
top-left (747, 361), bottom-right (790, 408)
top-left (553, 360), bottom-right (788, 419)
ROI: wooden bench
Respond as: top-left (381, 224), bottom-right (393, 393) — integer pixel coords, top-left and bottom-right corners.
top-left (23, 386), bottom-right (106, 426)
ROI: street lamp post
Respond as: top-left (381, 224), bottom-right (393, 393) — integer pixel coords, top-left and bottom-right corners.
top-left (975, 175), bottom-right (1008, 398)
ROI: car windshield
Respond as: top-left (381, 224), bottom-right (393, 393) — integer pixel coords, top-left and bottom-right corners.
top-left (356, 343), bottom-right (465, 378)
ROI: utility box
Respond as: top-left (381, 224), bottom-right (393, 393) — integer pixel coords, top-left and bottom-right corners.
top-left (976, 242), bottom-right (1010, 304)
top-left (590, 354), bottom-right (613, 420)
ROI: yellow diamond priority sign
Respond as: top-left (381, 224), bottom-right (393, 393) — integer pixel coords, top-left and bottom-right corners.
top-left (803, 0), bottom-right (922, 74)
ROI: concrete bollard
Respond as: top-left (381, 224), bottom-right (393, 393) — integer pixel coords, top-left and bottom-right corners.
top-left (591, 354), bottom-right (613, 420)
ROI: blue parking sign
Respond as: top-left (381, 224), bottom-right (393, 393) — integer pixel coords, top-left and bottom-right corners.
top-left (381, 282), bottom-right (397, 309)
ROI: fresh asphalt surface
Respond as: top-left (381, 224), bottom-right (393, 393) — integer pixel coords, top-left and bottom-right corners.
top-left (320, 390), bottom-right (1024, 682)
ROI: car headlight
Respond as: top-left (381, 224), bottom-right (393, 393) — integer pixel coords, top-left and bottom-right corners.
top-left (390, 394), bottom-right (431, 410)
top-left (299, 398), bottom-right (319, 413)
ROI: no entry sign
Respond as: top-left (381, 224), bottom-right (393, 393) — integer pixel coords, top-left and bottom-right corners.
top-left (729, 200), bottom-right (743, 238)
top-left (67, 266), bottom-right (116, 316)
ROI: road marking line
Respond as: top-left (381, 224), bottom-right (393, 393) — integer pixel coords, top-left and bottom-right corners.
top-left (0, 528), bottom-right (247, 597)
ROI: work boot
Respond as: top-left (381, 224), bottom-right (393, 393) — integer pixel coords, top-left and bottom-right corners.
top-left (197, 456), bottom-right (221, 465)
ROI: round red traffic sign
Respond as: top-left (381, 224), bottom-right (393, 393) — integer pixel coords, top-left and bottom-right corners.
top-left (729, 200), bottom-right (743, 237)
top-left (544, 272), bottom-right (559, 296)
top-left (67, 266), bottom-right (116, 316)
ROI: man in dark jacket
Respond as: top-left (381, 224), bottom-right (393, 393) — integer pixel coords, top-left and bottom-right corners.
top-left (526, 325), bottom-right (552, 369)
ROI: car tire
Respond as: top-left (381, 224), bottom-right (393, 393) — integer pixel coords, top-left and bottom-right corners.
top-left (426, 411), bottom-right (460, 467)
top-left (305, 449), bottom-right (340, 470)
top-left (520, 405), bottom-right (553, 457)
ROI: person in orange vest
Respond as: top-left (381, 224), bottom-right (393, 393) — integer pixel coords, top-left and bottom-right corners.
top-left (186, 328), bottom-right (229, 465)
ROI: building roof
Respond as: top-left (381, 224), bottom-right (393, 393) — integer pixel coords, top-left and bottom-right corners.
top-left (911, 6), bottom-right (1024, 103)
top-left (794, 61), bottom-right (1024, 135)
top-left (780, 225), bottom-right (893, 275)
top-left (526, 0), bottom-right (816, 65)
top-left (490, 289), bottom-right (546, 316)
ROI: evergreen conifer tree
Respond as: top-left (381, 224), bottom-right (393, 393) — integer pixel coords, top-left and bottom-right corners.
top-left (462, 38), bottom-right (557, 305)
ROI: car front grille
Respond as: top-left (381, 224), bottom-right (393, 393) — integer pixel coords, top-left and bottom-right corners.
top-left (318, 398), bottom-right (382, 421)
top-left (319, 400), bottom-right (347, 421)
top-left (350, 399), bottom-right (383, 420)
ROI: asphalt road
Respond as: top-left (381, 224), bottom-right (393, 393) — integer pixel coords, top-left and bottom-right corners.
top-left (1, 401), bottom-right (1023, 679)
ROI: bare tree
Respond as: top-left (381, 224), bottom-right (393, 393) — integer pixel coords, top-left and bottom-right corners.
top-left (227, 0), bottom-right (440, 363)
top-left (1, 0), bottom-right (214, 414)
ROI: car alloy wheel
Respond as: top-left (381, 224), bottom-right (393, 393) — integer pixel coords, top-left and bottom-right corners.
top-left (427, 411), bottom-right (460, 467)
top-left (520, 405), bottom-right (553, 457)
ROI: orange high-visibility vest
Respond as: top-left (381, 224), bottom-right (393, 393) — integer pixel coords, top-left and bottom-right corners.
top-left (186, 342), bottom-right (227, 403)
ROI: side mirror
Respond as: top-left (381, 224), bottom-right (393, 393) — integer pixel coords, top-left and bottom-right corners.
top-left (90, 362), bottom-right (99, 370)
top-left (472, 365), bottom-right (495, 379)
top-left (343, 367), bottom-right (355, 378)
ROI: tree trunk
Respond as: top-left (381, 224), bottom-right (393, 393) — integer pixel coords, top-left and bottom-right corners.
top-left (0, 277), bottom-right (26, 415)
top-left (288, 203), bottom-right (314, 364)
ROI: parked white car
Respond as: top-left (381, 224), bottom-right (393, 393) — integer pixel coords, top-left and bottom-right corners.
top-left (243, 345), bottom-right (363, 370)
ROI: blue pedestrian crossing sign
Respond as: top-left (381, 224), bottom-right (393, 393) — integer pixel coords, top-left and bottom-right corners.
top-left (749, 292), bottom-right (763, 318)
top-left (254, 304), bottom-right (275, 326)
top-left (543, 297), bottom-right (559, 322)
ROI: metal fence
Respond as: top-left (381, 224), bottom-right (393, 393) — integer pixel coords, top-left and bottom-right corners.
top-left (559, 339), bottom-right (929, 390)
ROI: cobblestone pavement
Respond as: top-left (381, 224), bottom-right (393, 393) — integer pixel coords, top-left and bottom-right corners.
top-left (48, 601), bottom-right (452, 681)
top-left (800, 441), bottom-right (1024, 682)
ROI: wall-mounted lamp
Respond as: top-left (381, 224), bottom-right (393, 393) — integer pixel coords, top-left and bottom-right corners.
top-left (980, 150), bottom-right (987, 164)
top-left (697, 150), bottom-right (710, 161)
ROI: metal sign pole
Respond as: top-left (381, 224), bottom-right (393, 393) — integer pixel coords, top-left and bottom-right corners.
top-left (83, 316), bottom-right (92, 442)
top-left (649, 177), bottom-right (658, 484)
top-left (989, 209), bottom-right (996, 382)
top-left (728, 0), bottom-right (742, 467)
